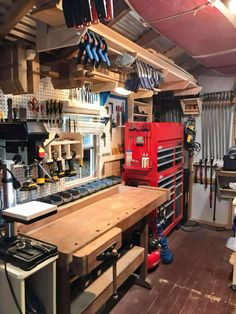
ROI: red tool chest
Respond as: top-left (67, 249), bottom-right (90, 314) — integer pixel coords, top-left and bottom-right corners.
top-left (123, 122), bottom-right (184, 235)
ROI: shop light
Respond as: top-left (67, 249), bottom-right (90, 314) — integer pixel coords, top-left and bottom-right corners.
top-left (228, 0), bottom-right (236, 14)
top-left (114, 87), bottom-right (132, 96)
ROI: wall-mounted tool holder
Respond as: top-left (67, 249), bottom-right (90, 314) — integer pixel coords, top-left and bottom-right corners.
top-left (216, 169), bottom-right (236, 199)
top-left (128, 96), bottom-right (153, 123)
top-left (180, 98), bottom-right (202, 115)
top-left (44, 132), bottom-right (83, 178)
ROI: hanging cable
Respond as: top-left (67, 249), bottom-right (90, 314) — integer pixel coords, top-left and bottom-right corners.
top-left (141, 1), bottom-right (213, 26)
top-left (4, 251), bottom-right (24, 314)
top-left (181, 220), bottom-right (231, 232)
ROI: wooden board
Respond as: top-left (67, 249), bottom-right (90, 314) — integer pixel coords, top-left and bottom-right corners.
top-left (20, 186), bottom-right (168, 256)
top-left (2, 201), bottom-right (57, 222)
top-left (0, 42), bottom-right (27, 94)
top-left (73, 227), bottom-right (122, 276)
top-left (27, 60), bottom-right (40, 93)
top-left (33, 1), bottom-right (64, 27)
top-left (31, 1), bottom-right (201, 94)
top-left (71, 246), bottom-right (144, 314)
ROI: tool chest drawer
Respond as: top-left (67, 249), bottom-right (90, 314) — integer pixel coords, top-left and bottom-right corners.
top-left (124, 122), bottom-right (184, 235)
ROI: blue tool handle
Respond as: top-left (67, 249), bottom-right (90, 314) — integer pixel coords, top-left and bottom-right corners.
top-left (91, 46), bottom-right (99, 62)
top-left (85, 44), bottom-right (94, 60)
top-left (103, 51), bottom-right (110, 66)
top-left (97, 48), bottom-right (106, 62)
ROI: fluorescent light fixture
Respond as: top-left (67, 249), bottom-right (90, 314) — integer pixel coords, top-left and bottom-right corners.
top-left (114, 87), bottom-right (132, 96)
top-left (228, 0), bottom-right (236, 14)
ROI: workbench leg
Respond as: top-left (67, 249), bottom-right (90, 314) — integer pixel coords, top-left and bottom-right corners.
top-left (57, 254), bottom-right (71, 314)
top-left (134, 217), bottom-right (152, 290)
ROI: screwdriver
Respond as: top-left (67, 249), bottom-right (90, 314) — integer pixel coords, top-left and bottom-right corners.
top-left (50, 100), bottom-right (54, 127)
top-left (53, 100), bottom-right (58, 126)
top-left (12, 108), bottom-right (18, 122)
top-left (46, 100), bottom-right (50, 126)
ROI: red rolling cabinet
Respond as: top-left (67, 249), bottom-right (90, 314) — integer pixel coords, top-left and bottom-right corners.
top-left (123, 122), bottom-right (184, 235)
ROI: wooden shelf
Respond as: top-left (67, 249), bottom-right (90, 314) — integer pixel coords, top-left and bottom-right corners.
top-left (71, 246), bottom-right (144, 314)
top-left (32, 1), bottom-right (201, 95)
top-left (180, 98), bottom-right (202, 116)
top-left (216, 170), bottom-right (236, 177)
top-left (103, 154), bottom-right (125, 163)
top-left (51, 140), bottom-right (81, 146)
top-left (219, 188), bottom-right (236, 199)
top-left (123, 165), bottom-right (152, 172)
top-left (134, 101), bottom-right (150, 107)
top-left (133, 113), bottom-right (148, 117)
top-left (128, 96), bottom-right (153, 122)
top-left (0, 256), bottom-right (57, 314)
top-left (216, 169), bottom-right (236, 199)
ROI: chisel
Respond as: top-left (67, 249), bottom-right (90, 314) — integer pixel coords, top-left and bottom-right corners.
top-left (209, 157), bottom-right (214, 208)
top-left (199, 159), bottom-right (203, 184)
top-left (213, 166), bottom-right (218, 222)
top-left (7, 98), bottom-right (13, 123)
top-left (194, 163), bottom-right (198, 183)
top-left (204, 98), bottom-right (208, 189)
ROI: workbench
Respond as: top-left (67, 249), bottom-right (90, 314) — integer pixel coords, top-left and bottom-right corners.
top-left (19, 185), bottom-right (169, 314)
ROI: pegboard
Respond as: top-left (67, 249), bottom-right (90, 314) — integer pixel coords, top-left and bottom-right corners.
top-left (0, 77), bottom-right (125, 202)
top-left (100, 96), bottom-right (125, 153)
top-left (0, 77), bottom-right (70, 120)
top-left (13, 164), bottom-right (65, 203)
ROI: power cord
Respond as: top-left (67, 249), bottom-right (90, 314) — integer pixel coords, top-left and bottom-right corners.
top-left (0, 189), bottom-right (4, 238)
top-left (4, 249), bottom-right (24, 314)
top-left (181, 220), bottom-right (231, 232)
top-left (142, 1), bottom-right (212, 25)
top-left (0, 163), bottom-right (24, 314)
top-left (0, 163), bottom-right (21, 190)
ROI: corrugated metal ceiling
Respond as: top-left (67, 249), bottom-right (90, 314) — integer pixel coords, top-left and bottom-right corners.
top-left (0, 0), bottom-right (206, 74)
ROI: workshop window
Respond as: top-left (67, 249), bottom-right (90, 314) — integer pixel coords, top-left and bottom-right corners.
top-left (81, 134), bottom-right (95, 178)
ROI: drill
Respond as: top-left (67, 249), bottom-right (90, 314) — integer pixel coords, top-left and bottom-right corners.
top-left (20, 165), bottom-right (37, 191)
top-left (64, 150), bottom-right (77, 177)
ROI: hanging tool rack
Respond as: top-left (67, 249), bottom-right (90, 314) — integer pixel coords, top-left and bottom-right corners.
top-left (194, 91), bottom-right (234, 185)
top-left (123, 122), bottom-right (184, 235)
top-left (194, 91), bottom-right (235, 220)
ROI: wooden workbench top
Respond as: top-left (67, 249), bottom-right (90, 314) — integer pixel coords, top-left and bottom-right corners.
top-left (20, 186), bottom-right (168, 256)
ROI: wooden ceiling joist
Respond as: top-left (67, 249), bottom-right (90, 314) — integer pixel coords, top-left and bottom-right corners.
top-left (21, 16), bottom-right (36, 28)
top-left (0, 0), bottom-right (35, 37)
top-left (9, 29), bottom-right (35, 43)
